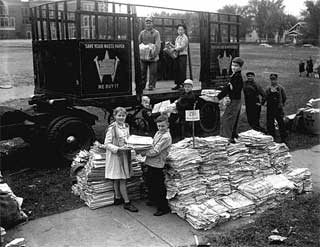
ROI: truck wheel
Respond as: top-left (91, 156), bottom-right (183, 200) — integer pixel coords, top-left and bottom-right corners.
top-left (48, 117), bottom-right (95, 161)
top-left (47, 115), bottom-right (69, 133)
top-left (199, 102), bottom-right (220, 133)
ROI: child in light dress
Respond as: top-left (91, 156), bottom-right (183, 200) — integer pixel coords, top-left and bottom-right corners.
top-left (104, 107), bottom-right (138, 212)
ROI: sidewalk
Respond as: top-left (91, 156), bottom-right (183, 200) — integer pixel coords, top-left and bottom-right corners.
top-left (8, 200), bottom-right (253, 247)
top-left (291, 144), bottom-right (320, 191)
top-left (7, 145), bottom-right (320, 247)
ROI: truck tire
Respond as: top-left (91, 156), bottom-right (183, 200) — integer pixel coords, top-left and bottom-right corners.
top-left (47, 115), bottom-right (69, 133)
top-left (48, 117), bottom-right (95, 161)
top-left (199, 102), bottom-right (220, 133)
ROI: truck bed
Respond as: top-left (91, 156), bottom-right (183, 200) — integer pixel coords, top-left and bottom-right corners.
top-left (33, 80), bottom-right (202, 110)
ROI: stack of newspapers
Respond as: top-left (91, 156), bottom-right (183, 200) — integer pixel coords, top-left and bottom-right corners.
top-left (72, 142), bottom-right (145, 209)
top-left (165, 130), bottom-right (313, 230)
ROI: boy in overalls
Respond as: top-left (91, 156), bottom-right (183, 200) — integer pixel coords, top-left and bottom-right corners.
top-left (263, 73), bottom-right (287, 143)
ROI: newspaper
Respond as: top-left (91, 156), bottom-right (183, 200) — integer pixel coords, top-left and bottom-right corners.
top-left (152, 100), bottom-right (171, 114)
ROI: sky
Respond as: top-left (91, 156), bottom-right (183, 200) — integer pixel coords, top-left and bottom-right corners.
top-left (21, 0), bottom-right (306, 17)
top-left (113, 0), bottom-right (306, 17)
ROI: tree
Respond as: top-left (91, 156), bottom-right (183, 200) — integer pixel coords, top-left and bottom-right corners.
top-left (217, 4), bottom-right (253, 38)
top-left (247, 0), bottom-right (285, 41)
top-left (301, 0), bottom-right (320, 45)
top-left (218, 1), bottom-right (296, 42)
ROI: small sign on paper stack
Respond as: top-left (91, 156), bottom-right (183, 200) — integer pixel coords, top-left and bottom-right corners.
top-left (185, 110), bottom-right (200, 122)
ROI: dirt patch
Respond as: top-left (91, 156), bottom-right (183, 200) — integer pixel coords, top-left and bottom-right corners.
top-left (2, 168), bottom-right (83, 221)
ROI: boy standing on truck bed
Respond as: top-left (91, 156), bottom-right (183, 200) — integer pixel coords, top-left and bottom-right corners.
top-left (138, 17), bottom-right (161, 91)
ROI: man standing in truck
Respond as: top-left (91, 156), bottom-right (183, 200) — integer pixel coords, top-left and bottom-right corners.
top-left (138, 17), bottom-right (161, 91)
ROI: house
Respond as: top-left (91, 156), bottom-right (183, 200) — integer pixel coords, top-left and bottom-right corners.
top-left (283, 22), bottom-right (306, 44)
top-left (0, 0), bottom-right (31, 39)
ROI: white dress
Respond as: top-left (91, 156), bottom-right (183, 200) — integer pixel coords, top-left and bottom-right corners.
top-left (104, 122), bottom-right (132, 179)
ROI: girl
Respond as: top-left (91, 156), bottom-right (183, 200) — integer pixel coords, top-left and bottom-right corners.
top-left (105, 107), bottom-right (138, 212)
top-left (172, 24), bottom-right (189, 90)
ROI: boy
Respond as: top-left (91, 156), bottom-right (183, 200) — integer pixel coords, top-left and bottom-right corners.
top-left (174, 79), bottom-right (196, 137)
top-left (139, 96), bottom-right (160, 132)
top-left (138, 17), bottom-right (161, 91)
top-left (217, 57), bottom-right (244, 143)
top-left (243, 72), bottom-right (265, 132)
top-left (262, 73), bottom-right (287, 143)
top-left (142, 115), bottom-right (172, 216)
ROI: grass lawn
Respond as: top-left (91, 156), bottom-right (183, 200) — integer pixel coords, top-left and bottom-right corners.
top-left (207, 192), bottom-right (320, 247)
top-left (238, 44), bottom-right (320, 150)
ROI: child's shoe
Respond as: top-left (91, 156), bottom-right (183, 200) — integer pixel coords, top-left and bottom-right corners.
top-left (124, 202), bottom-right (139, 212)
top-left (114, 198), bottom-right (124, 205)
top-left (153, 208), bottom-right (170, 216)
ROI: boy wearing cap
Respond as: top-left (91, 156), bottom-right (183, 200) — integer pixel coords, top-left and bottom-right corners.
top-left (172, 79), bottom-right (196, 137)
top-left (138, 17), bottom-right (161, 91)
top-left (217, 57), bottom-right (244, 143)
top-left (243, 72), bottom-right (265, 132)
top-left (262, 73), bottom-right (287, 142)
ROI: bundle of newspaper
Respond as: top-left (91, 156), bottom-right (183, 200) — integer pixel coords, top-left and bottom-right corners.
top-left (72, 143), bottom-right (145, 209)
top-left (238, 177), bottom-right (278, 213)
top-left (285, 168), bottom-right (313, 193)
top-left (226, 143), bottom-right (255, 188)
top-left (127, 135), bottom-right (153, 151)
top-left (72, 144), bottom-right (115, 209)
top-left (198, 136), bottom-right (231, 196)
top-left (199, 89), bottom-right (221, 103)
top-left (264, 174), bottom-right (295, 201)
top-left (165, 147), bottom-right (203, 201)
top-left (238, 130), bottom-right (274, 154)
top-left (219, 192), bottom-right (256, 219)
top-left (184, 198), bottom-right (230, 230)
top-left (267, 143), bottom-right (292, 173)
top-left (139, 43), bottom-right (156, 61)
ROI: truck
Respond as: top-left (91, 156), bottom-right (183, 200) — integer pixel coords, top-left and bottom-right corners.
top-left (0, 0), bottom-right (240, 161)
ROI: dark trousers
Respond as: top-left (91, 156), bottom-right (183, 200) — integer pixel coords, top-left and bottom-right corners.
top-left (146, 166), bottom-right (169, 211)
top-left (246, 104), bottom-right (264, 132)
top-left (221, 100), bottom-right (242, 139)
top-left (140, 60), bottom-right (158, 89)
top-left (174, 55), bottom-right (187, 86)
top-left (267, 107), bottom-right (286, 141)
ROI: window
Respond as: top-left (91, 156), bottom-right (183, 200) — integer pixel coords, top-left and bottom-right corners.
top-left (21, 7), bottom-right (29, 17)
top-left (83, 16), bottom-right (89, 27)
top-left (84, 29), bottom-right (89, 38)
top-left (9, 17), bottom-right (14, 27)
top-left (83, 3), bottom-right (94, 11)
top-left (0, 1), bottom-right (8, 16)
top-left (0, 17), bottom-right (14, 28)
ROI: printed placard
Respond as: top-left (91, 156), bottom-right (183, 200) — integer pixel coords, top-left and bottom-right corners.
top-left (186, 110), bottom-right (200, 122)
